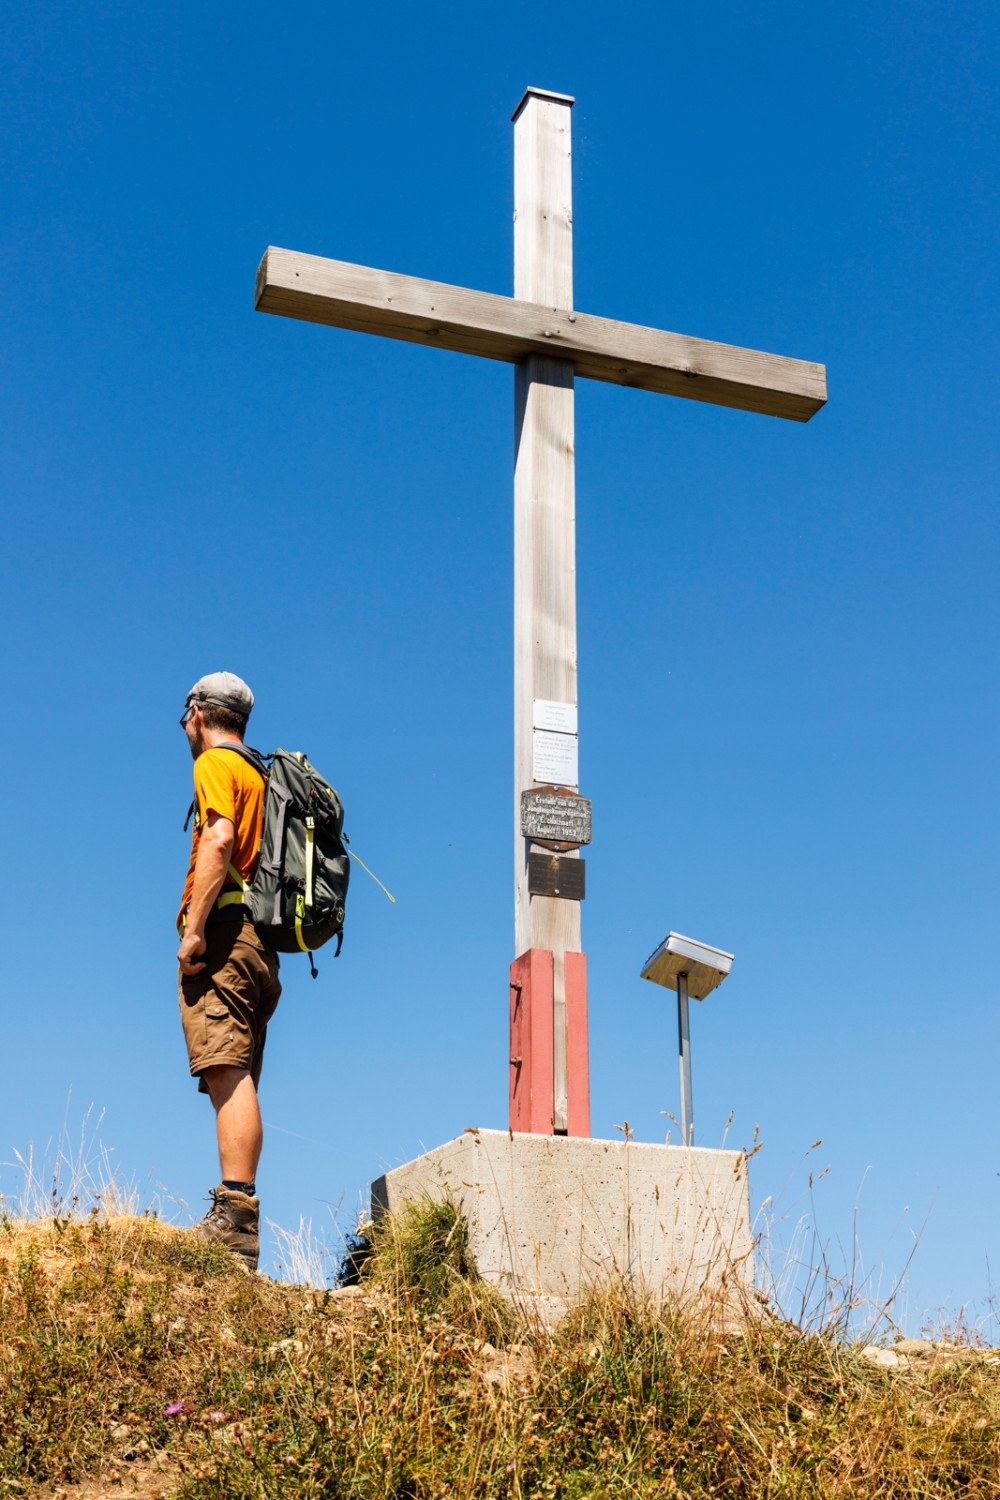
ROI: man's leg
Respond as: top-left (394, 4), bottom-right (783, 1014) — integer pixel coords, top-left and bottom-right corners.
top-left (202, 1064), bottom-right (263, 1184)
top-left (179, 925), bottom-right (280, 1272)
top-left (195, 1064), bottom-right (263, 1271)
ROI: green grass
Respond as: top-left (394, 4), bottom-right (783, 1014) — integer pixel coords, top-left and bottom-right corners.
top-left (1, 1199), bottom-right (998, 1498)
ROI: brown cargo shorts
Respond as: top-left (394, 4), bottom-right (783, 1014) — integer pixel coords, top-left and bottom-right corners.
top-left (178, 921), bottom-right (281, 1094)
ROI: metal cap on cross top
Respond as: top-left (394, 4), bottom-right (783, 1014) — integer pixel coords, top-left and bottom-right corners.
top-left (641, 933), bottom-right (735, 1147)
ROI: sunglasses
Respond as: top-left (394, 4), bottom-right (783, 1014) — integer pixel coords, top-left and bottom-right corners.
top-left (179, 705), bottom-right (196, 728)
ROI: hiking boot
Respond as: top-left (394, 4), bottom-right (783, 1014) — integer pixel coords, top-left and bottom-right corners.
top-left (195, 1186), bottom-right (260, 1272)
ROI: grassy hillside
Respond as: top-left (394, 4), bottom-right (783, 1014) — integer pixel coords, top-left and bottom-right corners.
top-left (1, 1201), bottom-right (998, 1498)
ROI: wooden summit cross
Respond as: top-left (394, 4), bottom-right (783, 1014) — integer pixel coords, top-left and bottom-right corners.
top-left (255, 87), bottom-right (826, 1140)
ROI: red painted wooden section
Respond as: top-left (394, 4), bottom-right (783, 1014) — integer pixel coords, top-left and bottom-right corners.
top-left (564, 950), bottom-right (591, 1137)
top-left (509, 949), bottom-right (554, 1133)
top-left (509, 947), bottom-right (590, 1137)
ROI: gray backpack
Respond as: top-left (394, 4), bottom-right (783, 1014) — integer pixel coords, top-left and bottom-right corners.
top-left (219, 745), bottom-right (350, 976)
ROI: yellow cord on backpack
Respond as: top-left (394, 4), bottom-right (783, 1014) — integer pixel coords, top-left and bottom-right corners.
top-left (345, 840), bottom-right (396, 904)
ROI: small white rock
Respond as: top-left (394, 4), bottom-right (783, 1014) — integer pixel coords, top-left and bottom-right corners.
top-left (861, 1345), bottom-right (904, 1368)
top-left (894, 1338), bottom-right (932, 1356)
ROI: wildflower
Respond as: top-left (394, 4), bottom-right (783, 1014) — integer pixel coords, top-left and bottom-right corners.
top-left (209, 1410), bottom-right (227, 1423)
top-left (164, 1401), bottom-right (185, 1417)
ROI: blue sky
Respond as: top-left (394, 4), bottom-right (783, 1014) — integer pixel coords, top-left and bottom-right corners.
top-left (2, 0), bottom-right (997, 1331)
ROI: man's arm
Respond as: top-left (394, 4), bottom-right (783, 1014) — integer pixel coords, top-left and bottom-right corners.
top-left (177, 810), bottom-right (235, 975)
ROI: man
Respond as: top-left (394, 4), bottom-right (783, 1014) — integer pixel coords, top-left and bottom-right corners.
top-left (177, 671), bottom-right (280, 1272)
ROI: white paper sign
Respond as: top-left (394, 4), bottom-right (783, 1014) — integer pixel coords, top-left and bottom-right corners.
top-left (533, 699), bottom-right (578, 735)
top-left (533, 729), bottom-right (579, 786)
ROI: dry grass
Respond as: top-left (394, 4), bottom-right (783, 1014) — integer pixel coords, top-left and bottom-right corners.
top-left (1, 1195), bottom-right (999, 1498)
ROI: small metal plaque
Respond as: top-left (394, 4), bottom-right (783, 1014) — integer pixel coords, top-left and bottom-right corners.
top-left (533, 698), bottom-right (578, 735)
top-left (528, 853), bottom-right (586, 901)
top-left (521, 789), bottom-right (592, 851)
top-left (533, 728), bottom-right (578, 786)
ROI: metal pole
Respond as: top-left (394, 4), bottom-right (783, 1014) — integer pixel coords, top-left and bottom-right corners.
top-left (677, 971), bottom-right (694, 1145)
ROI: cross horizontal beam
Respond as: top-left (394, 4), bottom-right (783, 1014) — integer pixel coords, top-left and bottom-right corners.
top-left (255, 247), bottom-right (826, 422)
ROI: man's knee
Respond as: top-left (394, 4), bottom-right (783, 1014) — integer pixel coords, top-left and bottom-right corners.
top-left (201, 1064), bottom-right (252, 1108)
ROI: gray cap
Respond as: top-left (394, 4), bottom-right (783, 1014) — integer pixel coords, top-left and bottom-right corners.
top-left (186, 671), bottom-right (254, 716)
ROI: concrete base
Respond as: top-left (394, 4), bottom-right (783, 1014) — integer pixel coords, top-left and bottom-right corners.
top-left (372, 1130), bottom-right (754, 1320)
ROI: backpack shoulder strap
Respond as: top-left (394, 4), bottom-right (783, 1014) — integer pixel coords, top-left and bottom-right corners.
top-left (210, 743), bottom-right (271, 780)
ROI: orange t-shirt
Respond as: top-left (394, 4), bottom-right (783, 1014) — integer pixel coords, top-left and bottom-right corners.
top-left (177, 746), bottom-right (266, 931)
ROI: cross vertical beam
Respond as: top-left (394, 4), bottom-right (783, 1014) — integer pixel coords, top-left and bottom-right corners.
top-left (512, 88), bottom-right (587, 1136)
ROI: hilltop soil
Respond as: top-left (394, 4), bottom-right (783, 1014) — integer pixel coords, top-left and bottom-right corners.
top-left (2, 1209), bottom-right (999, 1499)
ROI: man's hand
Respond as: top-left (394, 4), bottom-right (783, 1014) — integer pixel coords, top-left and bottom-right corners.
top-left (178, 930), bottom-right (208, 975)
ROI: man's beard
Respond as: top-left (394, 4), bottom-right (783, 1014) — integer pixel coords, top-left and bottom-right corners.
top-left (188, 727), bottom-right (206, 761)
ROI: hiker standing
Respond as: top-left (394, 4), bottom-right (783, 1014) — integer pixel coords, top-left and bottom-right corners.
top-left (177, 671), bottom-right (279, 1272)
